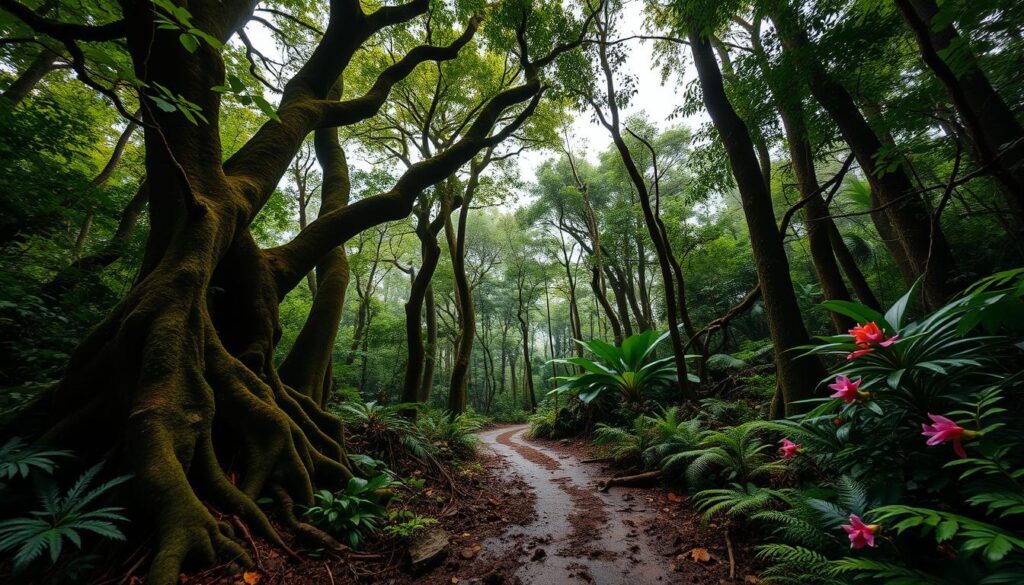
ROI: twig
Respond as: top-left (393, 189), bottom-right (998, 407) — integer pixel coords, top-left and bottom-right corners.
top-left (230, 515), bottom-right (261, 566)
top-left (724, 527), bottom-right (736, 580)
top-left (324, 561), bottom-right (336, 585)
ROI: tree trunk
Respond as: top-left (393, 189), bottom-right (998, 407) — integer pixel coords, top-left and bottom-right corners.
top-left (593, 28), bottom-right (696, 403)
top-left (689, 30), bottom-right (826, 415)
top-left (278, 113), bottom-right (351, 406)
top-left (826, 218), bottom-right (882, 310)
top-left (770, 3), bottom-right (959, 308)
top-left (896, 0), bottom-right (1024, 232)
top-left (400, 195), bottom-right (452, 404)
top-left (446, 164), bottom-right (483, 415)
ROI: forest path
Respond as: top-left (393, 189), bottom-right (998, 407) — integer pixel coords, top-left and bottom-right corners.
top-left (475, 425), bottom-right (678, 584)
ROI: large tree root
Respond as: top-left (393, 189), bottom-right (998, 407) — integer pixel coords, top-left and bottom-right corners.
top-left (13, 246), bottom-right (355, 585)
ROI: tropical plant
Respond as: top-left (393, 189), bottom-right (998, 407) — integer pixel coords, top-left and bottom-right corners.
top-left (416, 409), bottom-right (485, 460)
top-left (383, 510), bottom-right (438, 539)
top-left (549, 330), bottom-right (699, 405)
top-left (334, 400), bottom-right (432, 461)
top-left (663, 422), bottom-right (787, 487)
top-left (303, 474), bottom-right (393, 549)
top-left (0, 437), bottom-right (71, 488)
top-left (754, 272), bottom-right (1024, 584)
top-left (0, 462), bottom-right (131, 574)
top-left (641, 407), bottom-right (704, 469)
top-left (593, 415), bottom-right (654, 464)
top-left (694, 482), bottom-right (794, 521)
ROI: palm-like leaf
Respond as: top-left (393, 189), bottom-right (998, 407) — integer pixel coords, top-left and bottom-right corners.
top-left (550, 330), bottom-right (698, 404)
top-left (0, 462), bottom-right (131, 572)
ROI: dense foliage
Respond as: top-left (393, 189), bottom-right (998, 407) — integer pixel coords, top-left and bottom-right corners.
top-left (2, 0), bottom-right (1023, 581)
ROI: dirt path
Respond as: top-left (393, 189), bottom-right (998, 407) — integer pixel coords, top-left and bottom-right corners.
top-left (476, 425), bottom-right (676, 584)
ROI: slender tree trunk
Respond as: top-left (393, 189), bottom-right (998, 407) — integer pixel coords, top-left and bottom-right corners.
top-left (593, 26), bottom-right (696, 403)
top-left (401, 196), bottom-right (452, 404)
top-left (689, 30), bottom-right (826, 415)
top-left (770, 3), bottom-right (958, 308)
top-left (896, 0), bottom-right (1024, 232)
top-left (826, 219), bottom-right (882, 310)
top-left (446, 165), bottom-right (483, 415)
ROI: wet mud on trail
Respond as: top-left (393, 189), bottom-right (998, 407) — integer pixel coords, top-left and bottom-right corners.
top-left (475, 425), bottom-right (757, 585)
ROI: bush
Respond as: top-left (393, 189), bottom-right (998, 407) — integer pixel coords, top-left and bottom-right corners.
top-left (753, 270), bottom-right (1024, 583)
top-left (303, 475), bottom-right (393, 549)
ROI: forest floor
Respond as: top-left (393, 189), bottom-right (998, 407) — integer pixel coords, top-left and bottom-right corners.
top-left (179, 425), bottom-right (761, 585)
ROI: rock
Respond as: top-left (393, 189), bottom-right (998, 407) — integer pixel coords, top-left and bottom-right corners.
top-left (408, 528), bottom-right (449, 572)
top-left (531, 548), bottom-right (547, 561)
top-left (560, 439), bottom-right (570, 445)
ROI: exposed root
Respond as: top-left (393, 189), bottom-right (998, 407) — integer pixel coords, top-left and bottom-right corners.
top-left (270, 483), bottom-right (349, 554)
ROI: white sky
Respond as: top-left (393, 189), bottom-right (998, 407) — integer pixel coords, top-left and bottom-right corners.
top-left (244, 1), bottom-right (705, 205)
top-left (516, 2), bottom-right (701, 183)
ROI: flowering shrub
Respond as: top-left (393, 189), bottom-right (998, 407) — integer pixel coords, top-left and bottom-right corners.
top-left (754, 269), bottom-right (1024, 583)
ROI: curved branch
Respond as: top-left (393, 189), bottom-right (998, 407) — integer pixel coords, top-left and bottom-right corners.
top-left (0, 0), bottom-right (126, 41)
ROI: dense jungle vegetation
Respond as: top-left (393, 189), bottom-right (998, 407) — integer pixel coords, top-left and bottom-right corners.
top-left (1, 0), bottom-right (1023, 582)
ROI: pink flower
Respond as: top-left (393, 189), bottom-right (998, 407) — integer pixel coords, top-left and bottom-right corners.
top-left (842, 514), bottom-right (879, 549)
top-left (779, 438), bottom-right (802, 459)
top-left (921, 414), bottom-right (975, 458)
top-left (828, 375), bottom-right (866, 403)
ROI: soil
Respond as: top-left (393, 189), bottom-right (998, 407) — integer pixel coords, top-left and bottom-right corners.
top-left (168, 425), bottom-right (762, 585)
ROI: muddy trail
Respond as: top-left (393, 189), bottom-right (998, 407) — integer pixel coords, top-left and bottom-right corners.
top-left (475, 425), bottom-right (758, 585)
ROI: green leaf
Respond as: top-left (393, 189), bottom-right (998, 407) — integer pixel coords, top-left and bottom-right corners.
top-left (178, 33), bottom-right (199, 53)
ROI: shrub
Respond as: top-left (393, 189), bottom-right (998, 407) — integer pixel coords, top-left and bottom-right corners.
top-left (416, 408), bottom-right (485, 460)
top-left (303, 474), bottom-right (393, 549)
top-left (754, 270), bottom-right (1024, 583)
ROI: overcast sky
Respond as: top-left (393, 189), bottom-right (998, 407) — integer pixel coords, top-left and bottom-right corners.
top-left (516, 2), bottom-right (699, 183)
top-left (244, 1), bottom-right (704, 206)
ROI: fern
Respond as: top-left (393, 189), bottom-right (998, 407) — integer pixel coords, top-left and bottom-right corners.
top-left (0, 437), bottom-right (72, 484)
top-left (831, 557), bottom-right (951, 584)
top-left (0, 462), bottom-right (131, 573)
top-left (755, 543), bottom-right (842, 585)
top-left (752, 507), bottom-right (834, 549)
top-left (665, 423), bottom-right (786, 486)
top-left (694, 482), bottom-right (793, 521)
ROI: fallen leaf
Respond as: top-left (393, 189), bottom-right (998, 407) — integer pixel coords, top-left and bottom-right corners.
top-left (689, 548), bottom-right (711, 563)
top-left (243, 571), bottom-right (261, 585)
top-left (668, 563), bottom-right (678, 572)
top-left (744, 576), bottom-right (761, 584)
top-left (451, 577), bottom-right (460, 584)
top-left (487, 497), bottom-right (501, 506)
top-left (662, 507), bottom-right (671, 513)
top-left (462, 532), bottom-right (471, 537)
top-left (667, 492), bottom-right (684, 503)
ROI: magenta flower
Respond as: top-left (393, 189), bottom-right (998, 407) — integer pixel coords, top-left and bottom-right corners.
top-left (779, 438), bottom-right (802, 459)
top-left (842, 514), bottom-right (879, 549)
top-left (921, 414), bottom-right (974, 458)
top-left (828, 375), bottom-right (865, 403)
